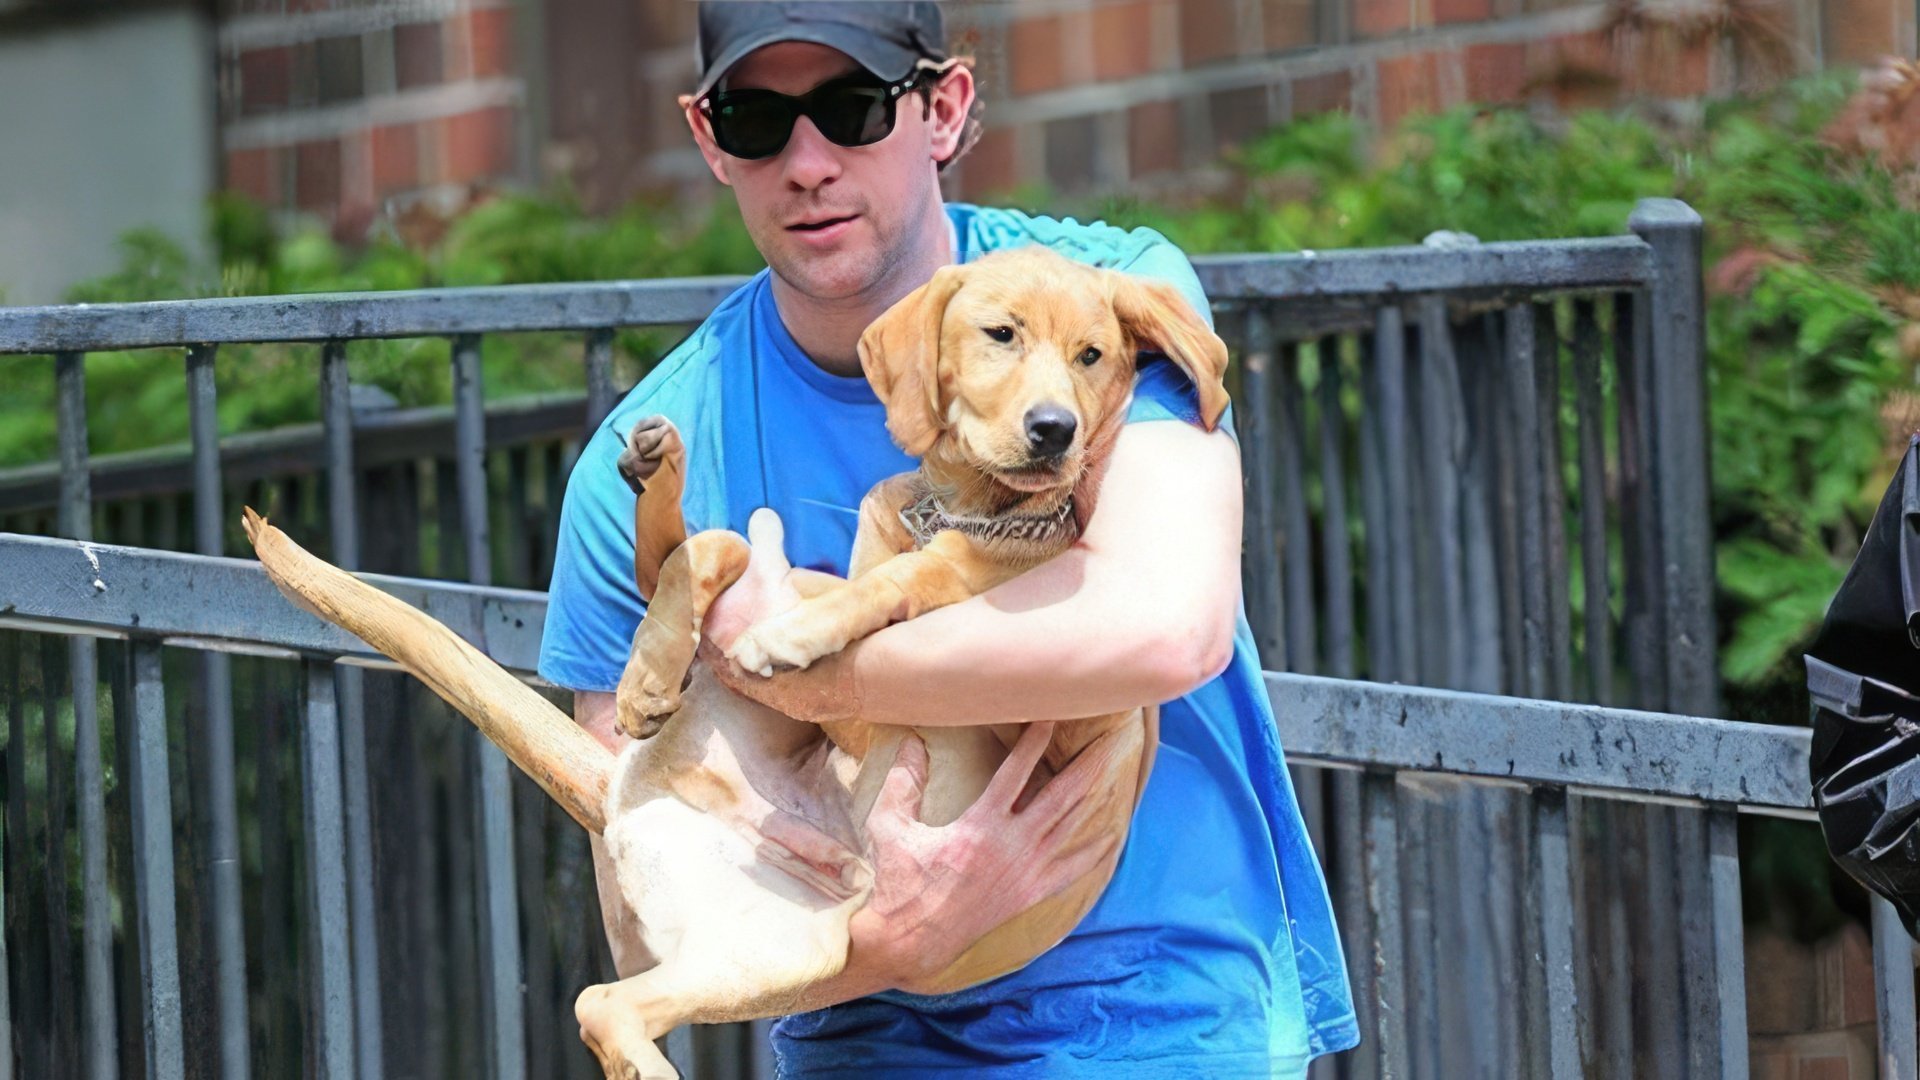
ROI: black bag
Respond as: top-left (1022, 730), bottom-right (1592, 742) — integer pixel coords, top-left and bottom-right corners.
top-left (1806, 434), bottom-right (1920, 939)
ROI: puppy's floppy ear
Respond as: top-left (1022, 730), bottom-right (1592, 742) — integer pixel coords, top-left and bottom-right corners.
top-left (859, 265), bottom-right (966, 457)
top-left (1110, 275), bottom-right (1231, 431)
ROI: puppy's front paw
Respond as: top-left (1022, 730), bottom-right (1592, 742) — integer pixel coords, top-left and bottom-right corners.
top-left (616, 415), bottom-right (683, 495)
top-left (727, 616), bottom-right (835, 678)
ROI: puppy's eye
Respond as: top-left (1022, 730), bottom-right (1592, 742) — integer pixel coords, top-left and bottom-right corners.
top-left (984, 326), bottom-right (1014, 343)
top-left (1078, 347), bottom-right (1102, 366)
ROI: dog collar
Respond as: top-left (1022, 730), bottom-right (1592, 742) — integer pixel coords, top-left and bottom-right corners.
top-left (898, 488), bottom-right (1076, 551)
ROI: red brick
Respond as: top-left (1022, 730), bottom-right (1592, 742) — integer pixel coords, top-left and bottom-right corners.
top-left (1464, 41), bottom-right (1528, 102)
top-left (395, 21), bottom-right (443, 90)
top-left (1179, 0), bottom-right (1241, 68)
top-left (1355, 0), bottom-right (1426, 38)
top-left (1825, 0), bottom-right (1902, 64)
top-left (960, 125), bottom-right (1018, 198)
top-left (224, 148), bottom-right (278, 206)
top-left (294, 138), bottom-right (342, 212)
top-left (1642, 38), bottom-right (1712, 98)
top-left (467, 8), bottom-right (515, 80)
top-left (1263, 0), bottom-right (1317, 50)
top-left (1210, 85), bottom-right (1271, 152)
top-left (1009, 14), bottom-right (1063, 97)
top-left (370, 123), bottom-right (420, 195)
top-left (442, 105), bottom-right (517, 182)
top-left (237, 45), bottom-right (291, 115)
top-left (1376, 52), bottom-right (1440, 127)
top-left (1129, 99), bottom-right (1181, 177)
top-left (1093, 1), bottom-right (1156, 82)
top-left (1434, 0), bottom-right (1492, 25)
top-left (1292, 68), bottom-right (1354, 116)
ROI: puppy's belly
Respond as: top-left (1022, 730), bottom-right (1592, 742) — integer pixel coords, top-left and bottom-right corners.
top-left (604, 673), bottom-right (869, 982)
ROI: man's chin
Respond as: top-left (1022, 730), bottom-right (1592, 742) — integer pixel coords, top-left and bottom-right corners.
top-left (770, 250), bottom-right (885, 303)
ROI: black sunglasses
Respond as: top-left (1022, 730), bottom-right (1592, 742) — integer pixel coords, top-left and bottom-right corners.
top-left (699, 70), bottom-right (933, 161)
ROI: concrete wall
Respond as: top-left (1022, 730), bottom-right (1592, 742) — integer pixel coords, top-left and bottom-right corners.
top-left (0, 8), bottom-right (216, 305)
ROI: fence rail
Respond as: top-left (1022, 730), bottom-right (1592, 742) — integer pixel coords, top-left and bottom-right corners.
top-left (0, 198), bottom-right (1902, 1080)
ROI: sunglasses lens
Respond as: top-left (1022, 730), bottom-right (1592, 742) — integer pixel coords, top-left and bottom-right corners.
top-left (711, 95), bottom-right (793, 159)
top-left (810, 86), bottom-right (896, 148)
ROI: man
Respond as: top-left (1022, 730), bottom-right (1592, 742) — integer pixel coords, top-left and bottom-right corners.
top-left (539, 3), bottom-right (1357, 1076)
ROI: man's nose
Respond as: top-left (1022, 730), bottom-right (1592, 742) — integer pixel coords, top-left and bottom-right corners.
top-left (1024, 406), bottom-right (1078, 459)
top-left (780, 116), bottom-right (842, 191)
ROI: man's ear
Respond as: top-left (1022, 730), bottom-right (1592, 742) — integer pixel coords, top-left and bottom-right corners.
top-left (858, 265), bottom-right (966, 457)
top-left (680, 93), bottom-right (733, 187)
top-left (1109, 275), bottom-right (1231, 430)
top-left (925, 65), bottom-right (975, 166)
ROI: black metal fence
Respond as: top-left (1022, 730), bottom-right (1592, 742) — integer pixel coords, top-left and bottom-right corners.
top-left (0, 198), bottom-right (1908, 1080)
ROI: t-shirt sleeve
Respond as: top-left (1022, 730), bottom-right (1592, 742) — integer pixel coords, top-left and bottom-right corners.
top-left (537, 419), bottom-right (646, 693)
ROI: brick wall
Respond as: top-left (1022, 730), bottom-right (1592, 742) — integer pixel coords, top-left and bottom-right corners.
top-left (217, 0), bottom-right (527, 238)
top-left (217, 0), bottom-right (1920, 229)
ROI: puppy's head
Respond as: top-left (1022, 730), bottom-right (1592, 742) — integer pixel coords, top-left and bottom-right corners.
top-left (859, 246), bottom-right (1229, 495)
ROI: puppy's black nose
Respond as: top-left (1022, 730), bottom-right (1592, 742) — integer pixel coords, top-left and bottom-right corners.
top-left (1024, 406), bottom-right (1078, 459)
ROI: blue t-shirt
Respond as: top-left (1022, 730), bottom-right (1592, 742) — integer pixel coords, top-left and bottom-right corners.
top-left (539, 203), bottom-right (1359, 1077)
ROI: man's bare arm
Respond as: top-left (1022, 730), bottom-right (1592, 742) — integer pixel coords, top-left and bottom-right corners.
top-left (711, 419), bottom-right (1244, 726)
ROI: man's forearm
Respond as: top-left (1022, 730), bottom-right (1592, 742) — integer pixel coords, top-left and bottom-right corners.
top-left (847, 547), bottom-right (1225, 725)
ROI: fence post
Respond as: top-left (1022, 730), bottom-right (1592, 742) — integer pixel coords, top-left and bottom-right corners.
top-left (1628, 199), bottom-right (1718, 720)
top-left (1632, 198), bottom-right (1742, 1080)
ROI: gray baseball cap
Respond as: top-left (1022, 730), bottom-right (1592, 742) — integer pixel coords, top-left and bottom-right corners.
top-left (692, 2), bottom-right (949, 99)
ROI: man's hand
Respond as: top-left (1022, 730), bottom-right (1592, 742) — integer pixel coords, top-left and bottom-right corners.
top-left (842, 721), bottom-right (1125, 996)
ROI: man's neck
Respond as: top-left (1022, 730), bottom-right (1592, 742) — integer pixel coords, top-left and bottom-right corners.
top-left (771, 203), bottom-right (956, 378)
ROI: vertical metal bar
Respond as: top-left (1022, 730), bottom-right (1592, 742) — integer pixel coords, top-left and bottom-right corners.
top-left (58, 350), bottom-right (118, 1080)
top-left (1364, 770), bottom-right (1409, 1080)
top-left (1707, 808), bottom-right (1748, 1080)
top-left (1415, 298), bottom-right (1467, 690)
top-left (1875, 895), bottom-right (1918, 1080)
top-left (1376, 307), bottom-right (1416, 682)
top-left (1527, 789), bottom-right (1580, 1078)
top-left (1272, 340), bottom-right (1325, 852)
top-left (302, 660), bottom-right (357, 1080)
top-left (1613, 291), bottom-right (1666, 712)
top-left (453, 333), bottom-right (527, 1080)
top-left (1502, 307), bottom-right (1549, 700)
top-left (128, 641), bottom-right (184, 1080)
top-left (1, 636), bottom-right (17, 1080)
top-left (1456, 319), bottom-right (1505, 696)
top-left (1317, 339), bottom-right (1354, 681)
top-left (1360, 329), bottom-right (1394, 683)
top-left (1278, 343), bottom-right (1318, 676)
top-left (1532, 303), bottom-right (1572, 702)
top-left (187, 343), bottom-right (251, 1080)
top-left (322, 342), bottom-right (385, 1080)
top-left (585, 328), bottom-right (617, 434)
top-left (42, 634), bottom-right (76, 1075)
top-left (1239, 305), bottom-right (1285, 667)
top-left (1630, 198), bottom-right (1719, 720)
top-left (1570, 302), bottom-right (1613, 706)
top-left (5, 630), bottom-right (47, 1080)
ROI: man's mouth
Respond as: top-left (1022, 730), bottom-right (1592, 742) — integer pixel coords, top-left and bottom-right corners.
top-left (788, 214), bottom-right (858, 232)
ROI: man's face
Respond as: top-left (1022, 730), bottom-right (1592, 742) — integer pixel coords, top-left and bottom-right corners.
top-left (687, 42), bottom-right (967, 303)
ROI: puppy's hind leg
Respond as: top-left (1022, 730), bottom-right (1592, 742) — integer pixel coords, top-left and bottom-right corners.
top-left (615, 530), bottom-right (749, 740)
top-left (575, 918), bottom-right (855, 1080)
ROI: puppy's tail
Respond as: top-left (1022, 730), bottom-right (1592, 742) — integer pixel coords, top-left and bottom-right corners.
top-left (243, 507), bottom-right (613, 833)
